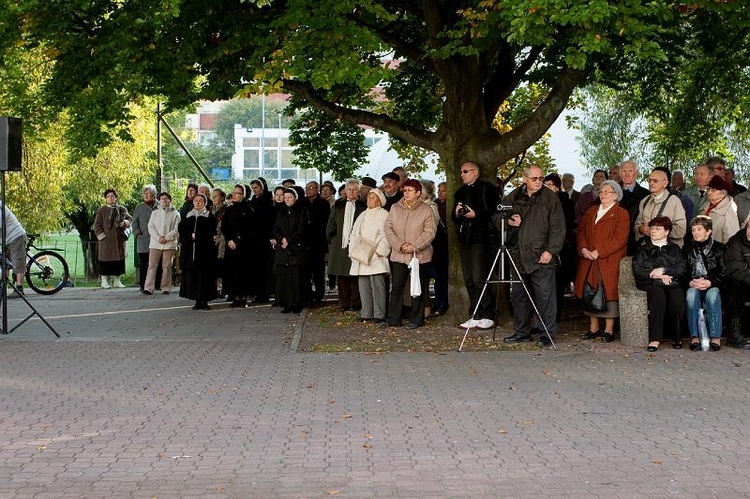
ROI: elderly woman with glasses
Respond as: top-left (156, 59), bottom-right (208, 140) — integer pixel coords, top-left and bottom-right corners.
top-left (632, 216), bottom-right (688, 352)
top-left (383, 179), bottom-right (437, 330)
top-left (574, 180), bottom-right (630, 343)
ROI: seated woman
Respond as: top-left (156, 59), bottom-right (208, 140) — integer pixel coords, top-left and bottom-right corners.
top-left (684, 215), bottom-right (726, 351)
top-left (632, 216), bottom-right (688, 351)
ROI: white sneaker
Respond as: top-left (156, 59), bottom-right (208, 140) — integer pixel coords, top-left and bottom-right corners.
top-left (475, 318), bottom-right (495, 329)
top-left (460, 319), bottom-right (478, 329)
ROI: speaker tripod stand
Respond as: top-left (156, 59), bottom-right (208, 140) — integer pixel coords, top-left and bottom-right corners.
top-left (0, 170), bottom-right (59, 338)
top-left (458, 210), bottom-right (555, 351)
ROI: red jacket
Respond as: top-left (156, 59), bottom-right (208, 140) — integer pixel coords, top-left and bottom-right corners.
top-left (574, 203), bottom-right (630, 302)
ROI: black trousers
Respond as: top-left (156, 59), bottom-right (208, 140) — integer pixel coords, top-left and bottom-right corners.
top-left (459, 243), bottom-right (494, 320)
top-left (511, 266), bottom-right (557, 337)
top-left (643, 284), bottom-right (685, 342)
top-left (309, 253), bottom-right (326, 301)
top-left (386, 261), bottom-right (430, 326)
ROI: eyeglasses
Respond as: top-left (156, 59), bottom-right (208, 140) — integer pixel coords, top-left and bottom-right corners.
top-left (525, 175), bottom-right (544, 182)
top-left (461, 169), bottom-right (476, 174)
top-left (600, 189), bottom-right (616, 195)
top-left (402, 188), bottom-right (417, 193)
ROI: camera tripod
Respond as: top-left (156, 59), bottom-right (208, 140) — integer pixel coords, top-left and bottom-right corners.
top-left (458, 209), bottom-right (556, 351)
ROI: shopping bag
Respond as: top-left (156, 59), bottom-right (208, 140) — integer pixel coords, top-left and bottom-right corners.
top-left (409, 253), bottom-right (421, 298)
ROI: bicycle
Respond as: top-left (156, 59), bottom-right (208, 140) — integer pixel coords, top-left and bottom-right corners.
top-left (2, 233), bottom-right (70, 295)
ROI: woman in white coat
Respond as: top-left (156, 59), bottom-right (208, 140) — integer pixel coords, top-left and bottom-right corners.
top-left (144, 192), bottom-right (181, 294)
top-left (349, 189), bottom-right (391, 323)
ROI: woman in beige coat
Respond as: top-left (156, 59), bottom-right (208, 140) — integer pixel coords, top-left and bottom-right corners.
top-left (383, 179), bottom-right (437, 330)
top-left (349, 189), bottom-right (391, 323)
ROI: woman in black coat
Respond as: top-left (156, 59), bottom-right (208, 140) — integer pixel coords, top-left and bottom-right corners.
top-left (684, 215), bottom-right (726, 351)
top-left (632, 216), bottom-right (688, 352)
top-left (178, 194), bottom-right (217, 310)
top-left (250, 177), bottom-right (275, 303)
top-left (273, 188), bottom-right (311, 314)
top-left (221, 184), bottom-right (255, 308)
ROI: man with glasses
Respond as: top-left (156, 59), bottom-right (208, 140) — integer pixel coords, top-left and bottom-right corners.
top-left (452, 161), bottom-right (499, 330)
top-left (502, 165), bottom-right (566, 346)
top-left (634, 167), bottom-right (687, 247)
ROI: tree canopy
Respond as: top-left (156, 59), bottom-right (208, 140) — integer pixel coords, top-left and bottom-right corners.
top-left (3, 0), bottom-right (734, 187)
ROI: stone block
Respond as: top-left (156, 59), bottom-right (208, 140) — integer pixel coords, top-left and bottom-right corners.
top-left (618, 256), bottom-right (649, 347)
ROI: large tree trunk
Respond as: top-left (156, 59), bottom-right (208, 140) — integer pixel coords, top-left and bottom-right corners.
top-left (67, 207), bottom-right (99, 281)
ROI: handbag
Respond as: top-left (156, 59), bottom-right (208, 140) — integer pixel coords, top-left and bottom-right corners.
top-left (582, 261), bottom-right (606, 312)
top-left (349, 237), bottom-right (377, 264)
top-left (409, 253), bottom-right (421, 297)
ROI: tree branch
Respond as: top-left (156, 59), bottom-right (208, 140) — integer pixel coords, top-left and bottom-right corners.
top-left (281, 79), bottom-right (436, 151)
top-left (478, 66), bottom-right (582, 166)
top-left (483, 46), bottom-right (543, 122)
top-left (346, 13), bottom-right (430, 68)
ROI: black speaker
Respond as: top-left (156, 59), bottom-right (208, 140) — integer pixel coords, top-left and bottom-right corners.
top-left (0, 117), bottom-right (22, 172)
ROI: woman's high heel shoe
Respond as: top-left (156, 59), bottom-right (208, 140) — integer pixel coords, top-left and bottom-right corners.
top-left (647, 341), bottom-right (659, 352)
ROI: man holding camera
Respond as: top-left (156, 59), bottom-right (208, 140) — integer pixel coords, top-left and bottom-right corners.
top-left (502, 165), bottom-right (566, 346)
top-left (452, 161), bottom-right (499, 329)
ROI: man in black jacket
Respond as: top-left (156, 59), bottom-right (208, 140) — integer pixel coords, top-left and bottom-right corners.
top-left (502, 165), bottom-right (567, 346)
top-left (452, 161), bottom-right (500, 330)
top-left (722, 225), bottom-right (750, 349)
top-left (305, 181), bottom-right (332, 302)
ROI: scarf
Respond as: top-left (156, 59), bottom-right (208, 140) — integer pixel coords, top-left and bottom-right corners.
top-left (342, 200), bottom-right (356, 249)
top-left (691, 238), bottom-right (713, 278)
top-left (107, 204), bottom-right (122, 226)
top-left (595, 203), bottom-right (614, 224)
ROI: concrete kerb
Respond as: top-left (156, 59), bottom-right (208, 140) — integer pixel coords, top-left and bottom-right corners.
top-left (290, 307), bottom-right (306, 352)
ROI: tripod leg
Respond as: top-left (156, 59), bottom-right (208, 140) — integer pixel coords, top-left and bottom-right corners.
top-left (5, 281), bottom-right (60, 338)
top-left (458, 246), bottom-right (503, 352)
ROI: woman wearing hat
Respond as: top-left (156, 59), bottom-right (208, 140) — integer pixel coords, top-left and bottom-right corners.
top-left (349, 188), bottom-right (391, 323)
top-left (575, 179), bottom-right (630, 342)
top-left (273, 187), bottom-right (311, 313)
top-left (702, 175), bottom-right (739, 244)
top-left (178, 193), bottom-right (217, 310)
top-left (383, 179), bottom-right (437, 329)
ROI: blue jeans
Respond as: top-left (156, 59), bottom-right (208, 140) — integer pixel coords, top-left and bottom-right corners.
top-left (686, 287), bottom-right (722, 338)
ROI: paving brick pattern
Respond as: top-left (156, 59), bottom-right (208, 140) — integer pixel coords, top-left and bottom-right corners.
top-left (0, 289), bottom-right (748, 497)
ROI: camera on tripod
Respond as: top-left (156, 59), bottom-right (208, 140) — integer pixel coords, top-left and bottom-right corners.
top-left (495, 204), bottom-right (515, 219)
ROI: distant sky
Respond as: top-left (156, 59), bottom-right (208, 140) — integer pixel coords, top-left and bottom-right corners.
top-left (548, 111), bottom-right (590, 190)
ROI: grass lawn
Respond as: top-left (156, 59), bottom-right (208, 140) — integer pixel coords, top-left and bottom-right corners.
top-left (35, 233), bottom-right (139, 288)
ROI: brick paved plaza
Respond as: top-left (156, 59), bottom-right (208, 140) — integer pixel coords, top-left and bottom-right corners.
top-left (0, 289), bottom-right (749, 498)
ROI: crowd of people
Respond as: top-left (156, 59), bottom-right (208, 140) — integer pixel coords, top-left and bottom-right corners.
top-left (92, 156), bottom-right (750, 352)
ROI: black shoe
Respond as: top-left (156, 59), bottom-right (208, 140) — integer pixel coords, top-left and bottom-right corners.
top-left (341, 306), bottom-right (351, 312)
top-left (7, 288), bottom-right (24, 299)
top-left (689, 340), bottom-right (701, 351)
top-left (583, 330), bottom-right (602, 339)
top-left (672, 340), bottom-right (683, 349)
top-left (142, 290), bottom-right (152, 295)
top-left (647, 344), bottom-right (659, 352)
top-left (503, 333), bottom-right (532, 344)
top-left (601, 332), bottom-right (615, 343)
top-left (537, 336), bottom-right (553, 347)
top-left (729, 337), bottom-right (750, 349)
top-left (201, 303), bottom-right (211, 311)
top-left (404, 323), bottom-right (421, 330)
top-left (371, 318), bottom-right (384, 324)
top-left (710, 341), bottom-right (721, 351)
top-left (281, 306), bottom-right (293, 314)
top-left (292, 304), bottom-right (303, 313)
top-left (192, 303), bottom-right (201, 310)
top-left (254, 296), bottom-right (270, 304)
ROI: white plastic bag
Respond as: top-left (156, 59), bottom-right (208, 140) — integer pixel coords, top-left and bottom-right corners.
top-left (698, 308), bottom-right (710, 352)
top-left (408, 253), bottom-right (421, 298)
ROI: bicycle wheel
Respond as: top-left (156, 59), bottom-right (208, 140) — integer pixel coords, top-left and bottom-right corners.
top-left (26, 250), bottom-right (70, 295)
